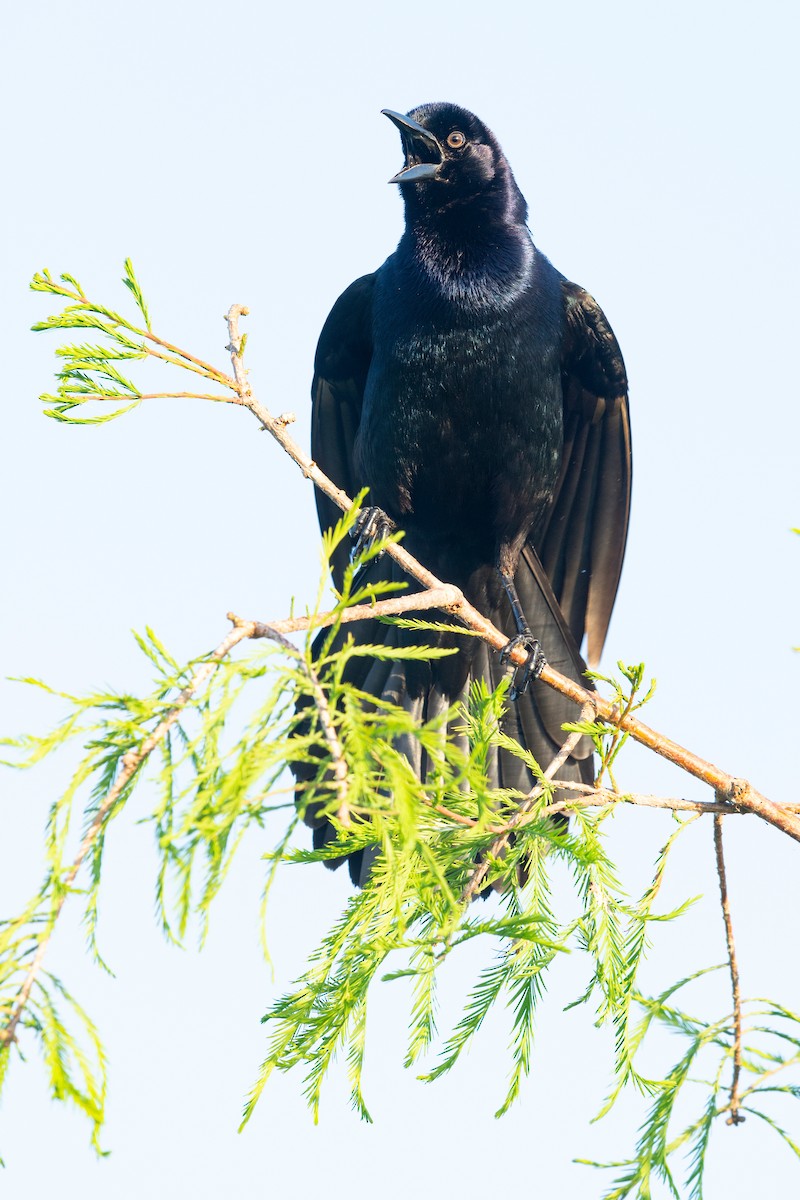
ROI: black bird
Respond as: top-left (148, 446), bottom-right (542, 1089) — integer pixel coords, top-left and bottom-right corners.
top-left (301, 103), bottom-right (631, 884)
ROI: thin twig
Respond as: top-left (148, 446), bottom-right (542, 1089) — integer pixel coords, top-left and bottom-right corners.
top-left (546, 782), bottom-right (800, 815)
top-left (714, 813), bottom-right (745, 1125)
top-left (432, 788), bottom-right (800, 835)
top-left (143, 344), bottom-right (234, 384)
top-left (70, 392), bottom-right (234, 403)
top-left (143, 329), bottom-right (236, 389)
top-left (233, 586), bottom-right (465, 639)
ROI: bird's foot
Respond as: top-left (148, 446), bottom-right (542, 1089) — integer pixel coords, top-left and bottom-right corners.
top-left (499, 634), bottom-right (546, 700)
top-left (350, 506), bottom-right (396, 564)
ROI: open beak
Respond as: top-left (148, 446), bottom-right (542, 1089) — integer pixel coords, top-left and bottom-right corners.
top-left (381, 109), bottom-right (444, 184)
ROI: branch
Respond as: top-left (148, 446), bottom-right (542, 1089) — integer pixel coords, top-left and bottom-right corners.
top-left (545, 782), bottom-right (800, 816)
top-left (0, 619), bottom-right (254, 1049)
top-left (714, 814), bottom-right (745, 1125)
top-left (222, 304), bottom-right (800, 847)
top-left (429, 787), bottom-right (800, 836)
top-left (91, 392), bottom-right (233, 402)
top-left (227, 586), bottom-right (465, 638)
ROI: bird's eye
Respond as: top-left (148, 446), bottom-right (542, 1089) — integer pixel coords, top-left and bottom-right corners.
top-left (447, 131), bottom-right (466, 149)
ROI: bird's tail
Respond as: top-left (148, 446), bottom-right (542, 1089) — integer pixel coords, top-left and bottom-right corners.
top-left (295, 544), bottom-right (595, 887)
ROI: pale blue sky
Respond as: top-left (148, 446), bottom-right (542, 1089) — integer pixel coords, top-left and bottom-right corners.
top-left (2, 1), bottom-right (799, 1195)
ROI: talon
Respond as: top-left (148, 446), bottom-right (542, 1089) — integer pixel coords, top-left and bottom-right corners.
top-left (350, 506), bottom-right (396, 565)
top-left (500, 634), bottom-right (546, 700)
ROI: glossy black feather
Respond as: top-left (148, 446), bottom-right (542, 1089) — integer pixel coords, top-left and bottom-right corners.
top-left (301, 103), bottom-right (631, 884)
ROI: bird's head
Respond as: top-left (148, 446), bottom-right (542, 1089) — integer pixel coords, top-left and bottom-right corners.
top-left (382, 102), bottom-right (527, 224)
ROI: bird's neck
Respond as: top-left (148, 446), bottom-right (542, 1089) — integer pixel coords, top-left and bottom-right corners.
top-left (402, 212), bottom-right (534, 311)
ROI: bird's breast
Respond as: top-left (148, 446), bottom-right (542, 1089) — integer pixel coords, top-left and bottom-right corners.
top-left (356, 291), bottom-right (563, 564)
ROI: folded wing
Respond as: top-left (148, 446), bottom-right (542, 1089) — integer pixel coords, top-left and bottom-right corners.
top-left (536, 280), bottom-right (632, 667)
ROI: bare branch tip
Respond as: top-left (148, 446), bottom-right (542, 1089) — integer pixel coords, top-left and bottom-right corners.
top-left (227, 612), bottom-right (255, 634)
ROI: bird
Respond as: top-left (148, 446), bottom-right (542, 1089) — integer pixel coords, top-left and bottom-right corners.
top-left (297, 102), bottom-right (631, 885)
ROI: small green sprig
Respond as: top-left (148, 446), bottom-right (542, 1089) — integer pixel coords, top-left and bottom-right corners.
top-left (31, 261), bottom-right (235, 423)
top-left (580, 979), bottom-right (800, 1199)
top-left (564, 661), bottom-right (657, 791)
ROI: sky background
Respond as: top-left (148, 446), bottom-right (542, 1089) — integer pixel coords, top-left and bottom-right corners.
top-left (2, 0), bottom-right (799, 1195)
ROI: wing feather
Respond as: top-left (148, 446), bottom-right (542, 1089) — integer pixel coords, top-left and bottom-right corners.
top-left (535, 281), bottom-right (631, 667)
top-left (310, 273), bottom-right (376, 587)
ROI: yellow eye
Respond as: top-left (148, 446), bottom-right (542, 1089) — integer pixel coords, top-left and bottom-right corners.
top-left (447, 130), bottom-right (466, 149)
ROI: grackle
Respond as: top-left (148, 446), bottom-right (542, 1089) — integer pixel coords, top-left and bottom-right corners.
top-left (300, 103), bottom-right (631, 884)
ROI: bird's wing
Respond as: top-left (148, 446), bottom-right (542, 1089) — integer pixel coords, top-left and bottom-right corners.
top-left (535, 280), bottom-right (631, 668)
top-left (311, 273), bottom-right (376, 588)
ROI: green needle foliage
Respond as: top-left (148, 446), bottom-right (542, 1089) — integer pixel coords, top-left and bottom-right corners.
top-left (30, 264), bottom-right (150, 423)
top-left (1, 263), bottom-right (798, 1193)
top-left (30, 261), bottom-right (234, 423)
top-left (579, 980), bottom-right (800, 1199)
